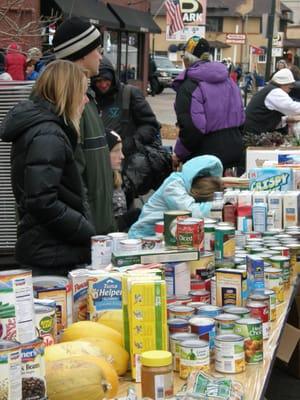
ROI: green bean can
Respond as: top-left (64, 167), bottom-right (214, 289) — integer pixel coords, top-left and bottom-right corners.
top-left (234, 318), bottom-right (263, 364)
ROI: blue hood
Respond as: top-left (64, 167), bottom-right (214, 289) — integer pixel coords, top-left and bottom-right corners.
top-left (181, 155), bottom-right (223, 192)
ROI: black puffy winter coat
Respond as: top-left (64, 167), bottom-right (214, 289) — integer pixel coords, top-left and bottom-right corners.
top-left (91, 57), bottom-right (172, 197)
top-left (0, 97), bottom-right (96, 275)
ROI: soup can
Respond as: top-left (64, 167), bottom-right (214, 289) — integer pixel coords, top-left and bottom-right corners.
top-left (164, 210), bottom-right (191, 247)
top-left (179, 339), bottom-right (210, 379)
top-left (189, 290), bottom-right (210, 303)
top-left (167, 295), bottom-right (192, 306)
top-left (141, 236), bottom-right (163, 250)
top-left (196, 305), bottom-right (222, 318)
top-left (246, 300), bottom-right (270, 339)
top-left (177, 218), bottom-right (204, 252)
top-left (34, 303), bottom-right (56, 346)
top-left (21, 338), bottom-right (46, 400)
top-left (215, 334), bottom-right (245, 374)
top-left (214, 313), bottom-right (240, 335)
top-left (269, 256), bottom-right (291, 289)
top-left (91, 235), bottom-right (113, 269)
top-left (167, 318), bottom-right (190, 334)
top-left (119, 238), bottom-right (142, 252)
top-left (0, 269), bottom-right (36, 344)
top-left (223, 306), bottom-right (250, 319)
top-left (234, 318), bottom-right (263, 364)
top-left (0, 340), bottom-right (22, 400)
top-left (169, 332), bottom-right (198, 372)
top-left (186, 302), bottom-right (206, 312)
top-left (269, 246), bottom-right (289, 257)
top-left (189, 317), bottom-right (215, 349)
top-left (107, 232), bottom-right (128, 252)
top-left (190, 279), bottom-right (205, 291)
top-left (249, 291), bottom-right (276, 322)
top-left (168, 305), bottom-right (194, 320)
top-left (264, 267), bottom-right (284, 304)
top-left (286, 243), bottom-right (300, 275)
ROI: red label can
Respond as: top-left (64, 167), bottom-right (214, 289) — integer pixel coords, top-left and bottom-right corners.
top-left (191, 279), bottom-right (206, 291)
top-left (189, 290), bottom-right (210, 303)
top-left (247, 300), bottom-right (270, 339)
top-left (177, 218), bottom-right (204, 252)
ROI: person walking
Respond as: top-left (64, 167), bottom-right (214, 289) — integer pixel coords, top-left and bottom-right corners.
top-left (53, 17), bottom-right (116, 234)
top-left (244, 68), bottom-right (300, 145)
top-left (148, 54), bottom-right (159, 96)
top-left (91, 56), bottom-right (172, 203)
top-left (0, 60), bottom-right (95, 276)
top-left (5, 42), bottom-right (26, 80)
top-left (173, 36), bottom-right (245, 172)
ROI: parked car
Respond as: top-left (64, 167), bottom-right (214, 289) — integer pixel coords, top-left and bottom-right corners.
top-left (153, 56), bottom-right (184, 93)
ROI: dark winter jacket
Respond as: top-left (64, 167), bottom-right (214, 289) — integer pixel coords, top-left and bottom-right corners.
top-left (173, 60), bottom-right (245, 169)
top-left (91, 57), bottom-right (172, 197)
top-left (0, 97), bottom-right (96, 275)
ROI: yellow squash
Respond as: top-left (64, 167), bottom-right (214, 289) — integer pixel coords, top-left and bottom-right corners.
top-left (97, 310), bottom-right (124, 335)
top-left (45, 341), bottom-right (103, 362)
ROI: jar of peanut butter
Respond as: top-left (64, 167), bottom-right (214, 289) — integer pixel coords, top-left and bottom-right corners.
top-left (141, 350), bottom-right (173, 400)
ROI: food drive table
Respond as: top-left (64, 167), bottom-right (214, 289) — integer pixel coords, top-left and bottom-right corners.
top-left (117, 276), bottom-right (300, 400)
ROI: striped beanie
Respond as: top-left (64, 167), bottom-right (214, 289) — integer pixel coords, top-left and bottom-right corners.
top-left (53, 17), bottom-right (101, 61)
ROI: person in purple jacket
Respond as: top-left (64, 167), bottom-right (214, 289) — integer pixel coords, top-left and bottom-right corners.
top-left (173, 36), bottom-right (245, 172)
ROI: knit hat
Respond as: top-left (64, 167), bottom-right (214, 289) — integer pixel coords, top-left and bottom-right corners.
top-left (272, 68), bottom-right (295, 85)
top-left (106, 129), bottom-right (122, 151)
top-left (98, 68), bottom-right (114, 81)
top-left (184, 36), bottom-right (210, 59)
top-left (53, 17), bottom-right (102, 61)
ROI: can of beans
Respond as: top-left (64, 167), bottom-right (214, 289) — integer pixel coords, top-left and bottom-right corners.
top-left (269, 256), bottom-right (291, 289)
top-left (246, 300), bottom-right (270, 339)
top-left (168, 305), bottom-right (194, 320)
top-left (179, 339), bottom-right (210, 379)
top-left (34, 304), bottom-right (56, 346)
top-left (264, 267), bottom-right (284, 304)
top-left (214, 313), bottom-right (240, 335)
top-left (0, 340), bottom-right (22, 400)
top-left (21, 338), bottom-right (46, 400)
top-left (169, 332), bottom-right (198, 372)
top-left (189, 317), bottom-right (215, 349)
top-left (164, 210), bottom-right (191, 247)
top-left (167, 318), bottom-right (190, 334)
top-left (91, 235), bottom-right (113, 269)
top-left (176, 218), bottom-right (204, 252)
top-left (234, 318), bottom-right (263, 364)
top-left (215, 334), bottom-right (245, 374)
top-left (189, 290), bottom-right (210, 303)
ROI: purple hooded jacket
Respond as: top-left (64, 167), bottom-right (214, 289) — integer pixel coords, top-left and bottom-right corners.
top-left (173, 60), bottom-right (245, 161)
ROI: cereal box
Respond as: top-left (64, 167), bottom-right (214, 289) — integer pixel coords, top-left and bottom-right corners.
top-left (246, 256), bottom-right (264, 294)
top-left (215, 269), bottom-right (247, 307)
top-left (68, 269), bottom-right (89, 322)
top-left (248, 168), bottom-right (293, 191)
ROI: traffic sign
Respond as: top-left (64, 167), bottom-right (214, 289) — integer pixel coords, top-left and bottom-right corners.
top-left (225, 33), bottom-right (246, 44)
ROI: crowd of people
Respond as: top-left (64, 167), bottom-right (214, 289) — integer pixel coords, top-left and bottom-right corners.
top-left (1, 20), bottom-right (300, 276)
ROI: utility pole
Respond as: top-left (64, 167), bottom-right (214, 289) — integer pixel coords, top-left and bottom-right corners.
top-left (265, 0), bottom-right (276, 81)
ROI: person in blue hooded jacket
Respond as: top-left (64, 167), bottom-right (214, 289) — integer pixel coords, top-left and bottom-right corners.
top-left (128, 155), bottom-right (223, 238)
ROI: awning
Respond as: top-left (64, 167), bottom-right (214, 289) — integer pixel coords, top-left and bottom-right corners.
top-left (284, 39), bottom-right (300, 49)
top-left (54, 0), bottom-right (120, 29)
top-left (209, 40), bottom-right (231, 49)
top-left (108, 4), bottom-right (161, 33)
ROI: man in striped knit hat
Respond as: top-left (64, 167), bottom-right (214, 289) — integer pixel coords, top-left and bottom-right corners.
top-left (53, 17), bottom-right (116, 235)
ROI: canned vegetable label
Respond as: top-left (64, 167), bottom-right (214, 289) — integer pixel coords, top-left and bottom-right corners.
top-left (215, 227), bottom-right (235, 261)
top-left (234, 318), bottom-right (263, 364)
top-left (215, 334), bottom-right (245, 374)
top-left (170, 333), bottom-right (198, 372)
top-left (0, 340), bottom-right (22, 400)
top-left (179, 339), bottom-right (210, 379)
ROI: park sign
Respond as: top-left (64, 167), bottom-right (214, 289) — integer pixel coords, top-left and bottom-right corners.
top-left (225, 33), bottom-right (246, 44)
top-left (166, 0), bottom-right (207, 41)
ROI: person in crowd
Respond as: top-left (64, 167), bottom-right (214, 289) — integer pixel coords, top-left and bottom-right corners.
top-left (53, 17), bottom-right (116, 234)
top-left (270, 59), bottom-right (288, 79)
top-left (0, 48), bottom-right (12, 80)
top-left (91, 56), bottom-right (172, 205)
top-left (0, 60), bottom-right (95, 276)
top-left (289, 64), bottom-right (300, 101)
top-left (106, 129), bottom-right (141, 232)
top-left (244, 68), bottom-right (300, 141)
top-left (129, 155), bottom-right (223, 238)
top-left (173, 36), bottom-right (245, 172)
top-left (27, 47), bottom-right (43, 74)
top-left (5, 42), bottom-right (26, 80)
top-left (148, 54), bottom-right (158, 96)
top-left (25, 59), bottom-right (39, 80)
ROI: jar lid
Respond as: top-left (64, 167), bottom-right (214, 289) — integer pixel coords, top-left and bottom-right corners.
top-left (141, 350), bottom-right (172, 367)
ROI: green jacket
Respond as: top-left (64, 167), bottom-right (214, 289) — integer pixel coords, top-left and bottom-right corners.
top-left (76, 88), bottom-right (116, 234)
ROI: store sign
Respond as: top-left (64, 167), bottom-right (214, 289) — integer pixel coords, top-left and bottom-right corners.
top-left (272, 47), bottom-right (283, 57)
top-left (225, 33), bottom-right (246, 44)
top-left (166, 0), bottom-right (207, 41)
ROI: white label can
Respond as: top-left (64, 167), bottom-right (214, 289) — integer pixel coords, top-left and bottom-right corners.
top-left (0, 340), bottom-right (22, 400)
top-left (91, 235), bottom-right (113, 269)
top-left (215, 334), bottom-right (245, 374)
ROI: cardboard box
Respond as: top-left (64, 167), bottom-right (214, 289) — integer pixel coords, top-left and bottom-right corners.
top-left (246, 147), bottom-right (300, 172)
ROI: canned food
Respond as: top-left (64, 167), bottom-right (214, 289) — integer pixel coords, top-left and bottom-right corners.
top-left (245, 232), bottom-right (262, 240)
top-left (196, 305), bottom-right (222, 318)
top-left (214, 313), bottom-right (240, 335)
top-left (186, 302), bottom-right (206, 311)
top-left (189, 290), bottom-right (210, 303)
top-left (179, 339), bottom-right (210, 379)
top-left (234, 231), bottom-right (246, 248)
top-left (188, 252), bottom-right (215, 279)
top-left (210, 277), bottom-right (216, 305)
top-left (269, 246), bottom-right (289, 257)
top-left (0, 269), bottom-right (36, 343)
top-left (107, 232), bottom-right (128, 252)
top-left (261, 289), bottom-right (277, 322)
top-left (0, 340), bottom-right (22, 400)
top-left (269, 256), bottom-right (291, 289)
top-left (177, 218), bottom-right (204, 252)
top-left (167, 295), bottom-right (192, 305)
top-left (215, 334), bottom-right (245, 374)
top-left (234, 318), bottom-right (263, 364)
top-left (168, 305), bottom-right (194, 320)
top-left (215, 226), bottom-right (235, 267)
top-left (21, 338), bottom-right (46, 400)
top-left (204, 224), bottom-right (215, 252)
top-left (155, 221), bottom-right (164, 238)
top-left (190, 279), bottom-right (205, 291)
top-left (189, 317), bottom-right (215, 349)
top-left (91, 235), bottom-right (113, 268)
top-left (223, 306), bottom-right (250, 319)
top-left (164, 210), bottom-right (191, 247)
top-left (167, 318), bottom-right (190, 334)
top-left (141, 236), bottom-right (163, 250)
top-left (246, 300), bottom-right (270, 339)
top-left (119, 238), bottom-right (142, 252)
top-left (34, 304), bottom-right (56, 346)
top-left (264, 267), bottom-right (284, 304)
top-left (286, 243), bottom-right (300, 275)
top-left (169, 332), bottom-right (198, 371)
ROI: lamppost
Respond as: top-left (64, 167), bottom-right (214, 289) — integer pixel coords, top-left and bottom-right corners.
top-left (265, 0), bottom-right (276, 81)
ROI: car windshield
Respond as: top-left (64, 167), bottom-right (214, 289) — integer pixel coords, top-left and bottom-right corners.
top-left (155, 57), bottom-right (176, 69)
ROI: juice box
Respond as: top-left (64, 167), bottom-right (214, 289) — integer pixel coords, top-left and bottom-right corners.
top-left (215, 269), bottom-right (247, 307)
top-left (246, 255), bottom-right (264, 294)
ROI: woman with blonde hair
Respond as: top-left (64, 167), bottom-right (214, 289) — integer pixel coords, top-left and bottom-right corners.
top-left (0, 60), bottom-right (95, 275)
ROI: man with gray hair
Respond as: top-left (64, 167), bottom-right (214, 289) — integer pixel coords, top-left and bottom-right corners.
top-left (53, 17), bottom-right (116, 234)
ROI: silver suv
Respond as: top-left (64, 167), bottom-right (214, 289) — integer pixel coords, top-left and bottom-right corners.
top-left (154, 56), bottom-right (184, 92)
